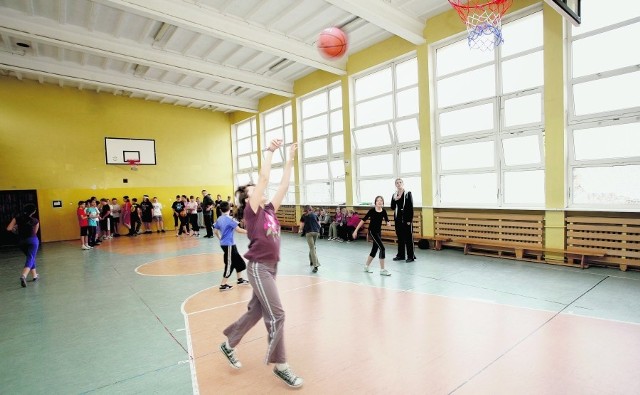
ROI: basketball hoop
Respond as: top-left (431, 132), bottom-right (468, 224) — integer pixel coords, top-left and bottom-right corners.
top-left (126, 159), bottom-right (141, 171)
top-left (448, 0), bottom-right (513, 51)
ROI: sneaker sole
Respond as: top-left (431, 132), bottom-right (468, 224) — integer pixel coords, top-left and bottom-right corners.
top-left (219, 344), bottom-right (241, 369)
top-left (273, 370), bottom-right (303, 388)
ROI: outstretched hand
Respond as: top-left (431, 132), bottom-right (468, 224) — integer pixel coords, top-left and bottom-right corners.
top-left (288, 142), bottom-right (298, 160)
top-left (268, 139), bottom-right (283, 152)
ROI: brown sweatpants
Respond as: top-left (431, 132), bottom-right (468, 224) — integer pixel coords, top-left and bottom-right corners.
top-left (223, 261), bottom-right (286, 364)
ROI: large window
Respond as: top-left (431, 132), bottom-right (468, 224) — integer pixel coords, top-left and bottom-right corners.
top-left (261, 104), bottom-right (295, 204)
top-left (232, 117), bottom-right (258, 187)
top-left (433, 10), bottom-right (545, 208)
top-left (567, 0), bottom-right (640, 208)
top-left (299, 85), bottom-right (346, 204)
top-left (352, 56), bottom-right (422, 205)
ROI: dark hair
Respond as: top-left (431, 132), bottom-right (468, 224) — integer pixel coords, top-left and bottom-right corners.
top-left (78, 200), bottom-right (85, 206)
top-left (220, 201), bottom-right (230, 213)
top-left (176, 195), bottom-right (180, 198)
top-left (132, 198), bottom-right (138, 202)
top-left (304, 205), bottom-right (313, 212)
top-left (374, 196), bottom-right (384, 205)
top-left (22, 204), bottom-right (37, 216)
top-left (189, 195), bottom-right (194, 199)
top-left (234, 183), bottom-right (254, 220)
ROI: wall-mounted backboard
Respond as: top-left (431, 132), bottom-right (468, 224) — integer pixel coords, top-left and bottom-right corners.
top-left (105, 137), bottom-right (156, 165)
top-left (544, 0), bottom-right (581, 26)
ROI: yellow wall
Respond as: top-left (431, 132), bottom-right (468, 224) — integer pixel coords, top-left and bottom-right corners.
top-left (0, 76), bottom-right (233, 242)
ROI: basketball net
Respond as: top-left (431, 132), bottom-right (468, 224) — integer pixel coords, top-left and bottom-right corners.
top-left (127, 159), bottom-right (141, 171)
top-left (448, 0), bottom-right (513, 51)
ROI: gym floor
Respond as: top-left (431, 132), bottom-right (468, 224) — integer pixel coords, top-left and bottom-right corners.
top-left (2, 232), bottom-right (640, 394)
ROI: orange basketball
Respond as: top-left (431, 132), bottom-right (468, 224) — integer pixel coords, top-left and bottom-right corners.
top-left (317, 27), bottom-right (348, 59)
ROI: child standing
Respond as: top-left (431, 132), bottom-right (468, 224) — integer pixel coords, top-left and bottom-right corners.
top-left (352, 196), bottom-right (391, 276)
top-left (213, 201), bottom-right (250, 291)
top-left (152, 197), bottom-right (165, 233)
top-left (86, 200), bottom-right (100, 246)
top-left (77, 201), bottom-right (90, 250)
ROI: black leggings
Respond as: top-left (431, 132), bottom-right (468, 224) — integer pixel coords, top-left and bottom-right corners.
top-left (368, 230), bottom-right (385, 259)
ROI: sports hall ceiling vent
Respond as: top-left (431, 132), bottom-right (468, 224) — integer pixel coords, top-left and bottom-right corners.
top-left (0, 0), bottom-right (442, 113)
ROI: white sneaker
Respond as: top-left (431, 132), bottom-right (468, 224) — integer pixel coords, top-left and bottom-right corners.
top-left (273, 366), bottom-right (303, 388)
top-left (82, 245), bottom-right (91, 250)
top-left (363, 265), bottom-right (373, 273)
top-left (380, 269), bottom-right (391, 276)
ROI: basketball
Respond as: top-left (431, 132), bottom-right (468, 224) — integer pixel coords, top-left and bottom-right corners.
top-left (317, 27), bottom-right (347, 59)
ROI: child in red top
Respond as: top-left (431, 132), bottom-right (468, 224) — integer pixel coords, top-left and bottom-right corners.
top-left (77, 201), bottom-right (90, 250)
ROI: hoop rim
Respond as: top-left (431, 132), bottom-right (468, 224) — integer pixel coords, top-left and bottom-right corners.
top-left (126, 159), bottom-right (141, 165)
top-left (448, 0), bottom-right (511, 10)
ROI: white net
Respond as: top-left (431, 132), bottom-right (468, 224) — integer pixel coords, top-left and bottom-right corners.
top-left (449, 0), bottom-right (513, 51)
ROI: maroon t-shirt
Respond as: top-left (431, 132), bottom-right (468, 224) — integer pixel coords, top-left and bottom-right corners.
top-left (243, 202), bottom-right (281, 265)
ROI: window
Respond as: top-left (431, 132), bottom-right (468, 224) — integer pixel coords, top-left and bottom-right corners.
top-left (433, 10), bottom-right (545, 208)
top-left (567, 0), bottom-right (640, 208)
top-left (299, 85), bottom-right (346, 204)
top-left (261, 104), bottom-right (295, 204)
top-left (232, 117), bottom-right (258, 188)
top-left (352, 56), bottom-right (422, 205)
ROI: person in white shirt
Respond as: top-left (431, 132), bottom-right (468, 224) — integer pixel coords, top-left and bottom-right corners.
top-left (110, 198), bottom-right (121, 237)
top-left (186, 196), bottom-right (199, 236)
top-left (152, 197), bottom-right (166, 233)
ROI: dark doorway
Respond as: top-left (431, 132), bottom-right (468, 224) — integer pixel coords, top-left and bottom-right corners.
top-left (0, 190), bottom-right (39, 247)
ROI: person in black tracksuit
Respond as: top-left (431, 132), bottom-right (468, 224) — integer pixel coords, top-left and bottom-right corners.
top-left (390, 178), bottom-right (416, 262)
top-left (202, 190), bottom-right (215, 238)
top-left (353, 196), bottom-right (392, 276)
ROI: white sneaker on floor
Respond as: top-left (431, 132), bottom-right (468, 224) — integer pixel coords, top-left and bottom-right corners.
top-left (363, 265), bottom-right (373, 273)
top-left (81, 245), bottom-right (91, 250)
top-left (273, 366), bottom-right (303, 388)
top-left (380, 269), bottom-right (391, 276)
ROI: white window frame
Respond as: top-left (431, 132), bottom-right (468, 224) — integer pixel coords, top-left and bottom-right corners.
top-left (566, 13), bottom-right (640, 210)
top-left (231, 117), bottom-right (258, 189)
top-left (432, 8), bottom-right (545, 209)
top-left (260, 103), bottom-right (295, 204)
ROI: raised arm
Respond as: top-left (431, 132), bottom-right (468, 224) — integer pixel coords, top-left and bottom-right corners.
top-left (270, 142), bottom-right (297, 212)
top-left (6, 218), bottom-right (16, 232)
top-left (250, 138), bottom-right (281, 214)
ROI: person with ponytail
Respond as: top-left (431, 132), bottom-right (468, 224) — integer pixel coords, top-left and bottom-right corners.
top-left (219, 138), bottom-right (304, 388)
top-left (6, 204), bottom-right (40, 287)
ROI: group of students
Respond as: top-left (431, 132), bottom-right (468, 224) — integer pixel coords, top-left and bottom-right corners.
top-left (169, 193), bottom-right (234, 238)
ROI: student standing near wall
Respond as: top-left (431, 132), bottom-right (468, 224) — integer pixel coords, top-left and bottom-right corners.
top-left (299, 205), bottom-right (321, 273)
top-left (390, 178), bottom-right (415, 263)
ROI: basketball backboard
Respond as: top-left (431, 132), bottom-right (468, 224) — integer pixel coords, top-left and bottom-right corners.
top-left (105, 137), bottom-right (156, 165)
top-left (544, 0), bottom-right (581, 26)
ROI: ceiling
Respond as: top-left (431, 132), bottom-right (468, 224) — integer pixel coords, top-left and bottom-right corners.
top-left (0, 0), bottom-right (449, 113)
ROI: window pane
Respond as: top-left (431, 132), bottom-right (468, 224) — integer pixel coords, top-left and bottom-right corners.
top-left (355, 68), bottom-right (392, 101)
top-left (573, 165), bottom-right (640, 205)
top-left (301, 92), bottom-right (327, 118)
top-left (577, 0), bottom-right (640, 34)
top-left (284, 105), bottom-right (292, 123)
top-left (502, 135), bottom-right (541, 166)
top-left (440, 173), bottom-right (497, 205)
top-left (439, 103), bottom-right (494, 137)
top-left (264, 110), bottom-right (282, 130)
top-left (331, 135), bottom-right (344, 154)
top-left (436, 39), bottom-right (493, 76)
top-left (333, 181), bottom-right (346, 204)
top-left (359, 179), bottom-right (395, 204)
top-left (504, 93), bottom-right (542, 127)
top-left (330, 110), bottom-right (343, 133)
top-left (329, 86), bottom-right (342, 110)
top-left (329, 160), bottom-right (344, 178)
top-left (305, 162), bottom-right (329, 181)
top-left (396, 57), bottom-right (418, 89)
top-left (269, 168), bottom-right (282, 184)
top-left (501, 12), bottom-right (543, 57)
top-left (437, 66), bottom-right (495, 108)
top-left (359, 154), bottom-right (393, 177)
top-left (237, 172), bottom-right (252, 185)
top-left (394, 117), bottom-right (420, 143)
top-left (504, 170), bottom-right (544, 205)
top-left (353, 124), bottom-right (392, 150)
top-left (238, 155), bottom-right (252, 170)
top-left (574, 72), bottom-right (640, 115)
top-left (396, 87), bottom-right (419, 117)
top-left (441, 141), bottom-right (494, 171)
top-left (305, 183), bottom-right (331, 204)
top-left (302, 115), bottom-right (329, 139)
top-left (303, 138), bottom-right (328, 159)
top-left (284, 125), bottom-right (293, 143)
top-left (355, 95), bottom-right (393, 126)
top-left (400, 149), bottom-right (421, 173)
top-left (573, 23), bottom-right (640, 78)
top-left (502, 51), bottom-right (543, 93)
top-left (236, 122), bottom-right (251, 139)
top-left (574, 123), bottom-right (640, 160)
top-left (237, 138), bottom-right (252, 155)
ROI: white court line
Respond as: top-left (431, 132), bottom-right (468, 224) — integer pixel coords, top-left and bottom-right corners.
top-left (134, 252), bottom-right (221, 276)
top-left (180, 297), bottom-right (200, 395)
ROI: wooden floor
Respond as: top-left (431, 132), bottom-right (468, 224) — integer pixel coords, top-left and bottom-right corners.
top-left (2, 232), bottom-right (640, 394)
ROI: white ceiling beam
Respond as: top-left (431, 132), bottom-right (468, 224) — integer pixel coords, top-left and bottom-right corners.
top-left (325, 0), bottom-right (425, 45)
top-left (96, 0), bottom-right (347, 75)
top-left (0, 52), bottom-right (258, 112)
top-left (0, 11), bottom-right (293, 97)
